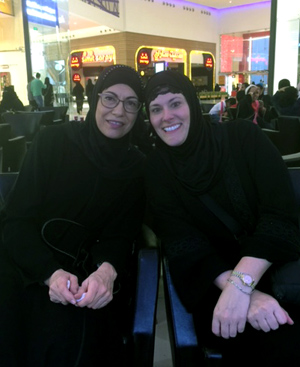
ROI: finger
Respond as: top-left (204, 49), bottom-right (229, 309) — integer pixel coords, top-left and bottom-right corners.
top-left (212, 319), bottom-right (221, 337)
top-left (257, 319), bottom-right (271, 332)
top-left (220, 323), bottom-right (230, 339)
top-left (237, 321), bottom-right (246, 334)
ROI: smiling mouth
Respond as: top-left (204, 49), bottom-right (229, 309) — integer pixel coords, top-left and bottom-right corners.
top-left (163, 123), bottom-right (181, 132)
top-left (108, 120), bottom-right (124, 127)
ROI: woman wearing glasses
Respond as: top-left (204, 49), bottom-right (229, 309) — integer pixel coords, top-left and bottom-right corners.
top-left (0, 65), bottom-right (146, 366)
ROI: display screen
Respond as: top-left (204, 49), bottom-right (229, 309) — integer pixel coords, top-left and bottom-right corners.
top-left (155, 62), bottom-right (165, 73)
top-left (26, 0), bottom-right (58, 28)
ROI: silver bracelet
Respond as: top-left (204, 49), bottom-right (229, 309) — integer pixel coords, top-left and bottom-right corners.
top-left (227, 278), bottom-right (254, 295)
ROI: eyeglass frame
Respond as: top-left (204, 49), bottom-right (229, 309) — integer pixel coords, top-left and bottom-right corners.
top-left (98, 92), bottom-right (142, 113)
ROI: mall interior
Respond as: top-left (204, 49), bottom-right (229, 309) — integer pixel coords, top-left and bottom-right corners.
top-left (0, 0), bottom-right (299, 120)
top-left (0, 0), bottom-right (300, 366)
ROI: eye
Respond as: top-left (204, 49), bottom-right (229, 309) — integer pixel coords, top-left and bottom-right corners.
top-left (126, 98), bottom-right (139, 108)
top-left (103, 94), bottom-right (116, 102)
top-left (170, 100), bottom-right (182, 109)
top-left (149, 106), bottom-right (162, 114)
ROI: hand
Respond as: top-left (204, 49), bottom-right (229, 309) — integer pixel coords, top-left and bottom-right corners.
top-left (247, 290), bottom-right (294, 332)
top-left (45, 269), bottom-right (79, 305)
top-left (74, 262), bottom-right (117, 309)
top-left (212, 282), bottom-right (251, 339)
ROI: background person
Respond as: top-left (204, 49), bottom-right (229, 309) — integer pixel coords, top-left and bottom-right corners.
top-left (31, 72), bottom-right (46, 108)
top-left (42, 77), bottom-right (54, 107)
top-left (0, 64), bottom-right (146, 367)
top-left (144, 70), bottom-right (300, 366)
top-left (73, 80), bottom-right (85, 114)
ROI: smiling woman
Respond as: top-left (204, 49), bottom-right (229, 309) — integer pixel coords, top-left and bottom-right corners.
top-left (144, 70), bottom-right (300, 366)
top-left (0, 65), bottom-right (147, 366)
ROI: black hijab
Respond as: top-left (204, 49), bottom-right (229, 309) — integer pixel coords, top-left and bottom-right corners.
top-left (66, 64), bottom-right (145, 179)
top-left (145, 70), bottom-right (228, 194)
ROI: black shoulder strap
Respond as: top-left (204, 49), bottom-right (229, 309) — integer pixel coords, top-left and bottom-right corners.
top-left (199, 193), bottom-right (245, 239)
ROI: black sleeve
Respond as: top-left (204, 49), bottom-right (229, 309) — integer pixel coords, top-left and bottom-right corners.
top-left (2, 128), bottom-right (63, 285)
top-left (228, 120), bottom-right (300, 263)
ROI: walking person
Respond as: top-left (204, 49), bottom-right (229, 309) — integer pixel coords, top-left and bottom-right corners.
top-left (31, 72), bottom-right (46, 108)
top-left (73, 80), bottom-right (84, 114)
top-left (43, 77), bottom-right (54, 107)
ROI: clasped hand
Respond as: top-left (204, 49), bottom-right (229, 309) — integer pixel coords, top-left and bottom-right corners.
top-left (212, 286), bottom-right (293, 339)
top-left (45, 262), bottom-right (117, 309)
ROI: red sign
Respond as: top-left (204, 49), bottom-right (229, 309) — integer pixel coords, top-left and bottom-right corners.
top-left (205, 57), bottom-right (213, 69)
top-left (72, 74), bottom-right (81, 82)
top-left (71, 56), bottom-right (81, 69)
top-left (138, 52), bottom-right (150, 65)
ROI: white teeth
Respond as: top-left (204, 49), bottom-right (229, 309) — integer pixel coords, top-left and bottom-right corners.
top-left (163, 124), bottom-right (180, 132)
top-left (109, 121), bottom-right (122, 126)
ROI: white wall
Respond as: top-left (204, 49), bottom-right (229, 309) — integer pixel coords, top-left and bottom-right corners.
top-left (273, 0), bottom-right (300, 91)
top-left (217, 1), bottom-right (271, 35)
top-left (124, 0), bottom-right (219, 43)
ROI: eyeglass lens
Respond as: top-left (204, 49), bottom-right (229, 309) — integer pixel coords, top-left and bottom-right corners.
top-left (99, 93), bottom-right (140, 113)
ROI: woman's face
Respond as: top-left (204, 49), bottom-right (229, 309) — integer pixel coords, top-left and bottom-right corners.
top-left (249, 86), bottom-right (260, 101)
top-left (95, 83), bottom-right (138, 139)
top-left (149, 92), bottom-right (190, 146)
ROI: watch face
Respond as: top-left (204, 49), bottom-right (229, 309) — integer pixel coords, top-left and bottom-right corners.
top-left (243, 275), bottom-right (253, 285)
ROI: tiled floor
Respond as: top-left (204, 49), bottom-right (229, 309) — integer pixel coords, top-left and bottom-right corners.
top-left (153, 278), bottom-right (173, 367)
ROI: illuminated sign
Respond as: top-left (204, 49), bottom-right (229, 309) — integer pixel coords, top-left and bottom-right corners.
top-left (70, 56), bottom-right (81, 69)
top-left (138, 52), bottom-right (150, 65)
top-left (0, 0), bottom-right (14, 16)
top-left (81, 48), bottom-right (115, 64)
top-left (152, 48), bottom-right (185, 63)
top-left (72, 74), bottom-right (81, 82)
top-left (205, 57), bottom-right (213, 69)
top-left (26, 0), bottom-right (58, 28)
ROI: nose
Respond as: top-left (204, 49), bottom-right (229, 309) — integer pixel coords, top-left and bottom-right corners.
top-left (112, 100), bottom-right (125, 115)
top-left (162, 107), bottom-right (173, 121)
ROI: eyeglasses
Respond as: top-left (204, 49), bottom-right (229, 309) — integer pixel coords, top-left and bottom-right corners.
top-left (98, 93), bottom-right (141, 113)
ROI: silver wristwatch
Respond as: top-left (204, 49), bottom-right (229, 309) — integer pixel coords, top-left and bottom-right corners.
top-left (231, 271), bottom-right (255, 289)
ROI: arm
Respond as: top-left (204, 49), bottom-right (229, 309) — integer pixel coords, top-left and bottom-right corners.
top-left (212, 121), bottom-right (300, 338)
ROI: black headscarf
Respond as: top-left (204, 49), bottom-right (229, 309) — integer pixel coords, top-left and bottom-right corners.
top-left (66, 64), bottom-right (145, 179)
top-left (144, 70), bottom-right (228, 194)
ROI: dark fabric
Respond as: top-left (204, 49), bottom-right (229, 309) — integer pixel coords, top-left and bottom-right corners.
top-left (144, 70), bottom-right (228, 194)
top-left (145, 119), bottom-right (300, 311)
top-left (0, 67), bottom-right (146, 364)
top-left (43, 79), bottom-right (54, 107)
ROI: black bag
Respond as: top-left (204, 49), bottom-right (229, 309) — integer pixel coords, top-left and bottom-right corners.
top-left (199, 194), bottom-right (300, 305)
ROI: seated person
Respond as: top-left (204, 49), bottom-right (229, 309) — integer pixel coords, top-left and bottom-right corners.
top-left (0, 65), bottom-right (146, 367)
top-left (272, 86), bottom-right (300, 117)
top-left (144, 70), bottom-right (300, 366)
top-left (209, 97), bottom-right (236, 123)
top-left (0, 85), bottom-right (24, 113)
top-left (236, 84), bottom-right (266, 127)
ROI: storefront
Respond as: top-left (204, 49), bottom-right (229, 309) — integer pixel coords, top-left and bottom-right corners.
top-left (189, 50), bottom-right (215, 93)
top-left (218, 30), bottom-right (270, 96)
top-left (135, 46), bottom-right (187, 83)
top-left (70, 46), bottom-right (116, 91)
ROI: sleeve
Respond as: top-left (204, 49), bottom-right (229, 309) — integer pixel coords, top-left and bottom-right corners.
top-left (144, 154), bottom-right (231, 311)
top-left (1, 128), bottom-right (63, 285)
top-left (231, 120), bottom-right (300, 263)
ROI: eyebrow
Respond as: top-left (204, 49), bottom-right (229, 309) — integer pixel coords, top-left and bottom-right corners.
top-left (150, 96), bottom-right (181, 106)
top-left (102, 91), bottom-right (138, 99)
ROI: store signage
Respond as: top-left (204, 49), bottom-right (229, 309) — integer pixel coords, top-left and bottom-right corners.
top-left (72, 74), bottom-right (81, 82)
top-left (81, 49), bottom-right (115, 64)
top-left (152, 48), bottom-right (185, 63)
top-left (205, 57), bottom-right (213, 69)
top-left (0, 0), bottom-right (14, 16)
top-left (70, 56), bottom-right (81, 69)
top-left (26, 0), bottom-right (58, 28)
top-left (138, 52), bottom-right (150, 65)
